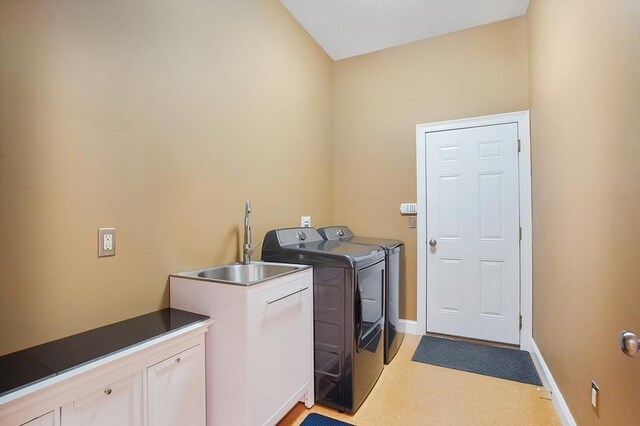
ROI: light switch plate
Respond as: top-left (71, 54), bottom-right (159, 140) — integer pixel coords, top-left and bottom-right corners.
top-left (98, 228), bottom-right (116, 257)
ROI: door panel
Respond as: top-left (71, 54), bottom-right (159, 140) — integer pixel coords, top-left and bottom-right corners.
top-left (479, 173), bottom-right (505, 240)
top-left (439, 175), bottom-right (461, 238)
top-left (439, 258), bottom-right (462, 314)
top-left (479, 259), bottom-right (506, 318)
top-left (426, 123), bottom-right (520, 344)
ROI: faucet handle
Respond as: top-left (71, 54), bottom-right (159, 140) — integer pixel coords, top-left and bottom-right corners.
top-left (246, 240), bottom-right (261, 253)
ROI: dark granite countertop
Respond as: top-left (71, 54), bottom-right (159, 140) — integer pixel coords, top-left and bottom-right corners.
top-left (0, 308), bottom-right (209, 398)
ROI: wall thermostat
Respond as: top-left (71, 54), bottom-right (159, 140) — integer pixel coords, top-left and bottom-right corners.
top-left (400, 203), bottom-right (417, 215)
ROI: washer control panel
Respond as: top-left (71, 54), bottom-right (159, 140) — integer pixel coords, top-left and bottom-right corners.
top-left (277, 228), bottom-right (323, 246)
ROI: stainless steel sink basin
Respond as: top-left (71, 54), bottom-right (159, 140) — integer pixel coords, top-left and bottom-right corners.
top-left (172, 261), bottom-right (309, 286)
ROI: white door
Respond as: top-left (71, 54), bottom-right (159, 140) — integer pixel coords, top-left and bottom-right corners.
top-left (426, 123), bottom-right (520, 345)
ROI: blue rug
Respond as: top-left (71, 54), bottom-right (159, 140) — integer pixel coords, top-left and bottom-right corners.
top-left (412, 335), bottom-right (542, 386)
top-left (301, 413), bottom-right (354, 426)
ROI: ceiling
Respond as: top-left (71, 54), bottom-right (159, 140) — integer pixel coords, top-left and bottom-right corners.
top-left (280, 0), bottom-right (530, 61)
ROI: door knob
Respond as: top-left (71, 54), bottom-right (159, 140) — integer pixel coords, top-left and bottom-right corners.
top-left (429, 239), bottom-right (437, 247)
top-left (621, 330), bottom-right (639, 357)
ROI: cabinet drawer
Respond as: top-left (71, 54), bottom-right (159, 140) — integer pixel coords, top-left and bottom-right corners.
top-left (61, 372), bottom-right (142, 426)
top-left (152, 345), bottom-right (197, 374)
top-left (248, 275), bottom-right (310, 316)
top-left (249, 291), bottom-right (311, 340)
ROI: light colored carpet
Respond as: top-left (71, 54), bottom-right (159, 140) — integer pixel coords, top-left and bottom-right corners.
top-left (278, 334), bottom-right (560, 426)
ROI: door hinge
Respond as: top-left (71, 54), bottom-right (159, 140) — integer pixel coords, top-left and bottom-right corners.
top-left (517, 139), bottom-right (521, 152)
top-left (519, 227), bottom-right (523, 241)
top-left (519, 315), bottom-right (523, 330)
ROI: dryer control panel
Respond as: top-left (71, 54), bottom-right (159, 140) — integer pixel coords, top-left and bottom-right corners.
top-left (318, 226), bottom-right (355, 240)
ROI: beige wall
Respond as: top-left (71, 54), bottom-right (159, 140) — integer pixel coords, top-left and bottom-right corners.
top-left (528, 1), bottom-right (640, 424)
top-left (0, 0), bottom-right (334, 355)
top-left (333, 17), bottom-right (529, 320)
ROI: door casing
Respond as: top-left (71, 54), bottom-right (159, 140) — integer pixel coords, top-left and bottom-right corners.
top-left (416, 111), bottom-right (532, 351)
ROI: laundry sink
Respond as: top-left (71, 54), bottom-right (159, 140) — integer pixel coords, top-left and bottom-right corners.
top-left (172, 261), bottom-right (309, 286)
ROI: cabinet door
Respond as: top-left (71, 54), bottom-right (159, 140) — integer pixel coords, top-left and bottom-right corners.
top-left (147, 345), bottom-right (205, 426)
top-left (248, 277), bottom-right (313, 425)
top-left (20, 411), bottom-right (55, 426)
top-left (61, 372), bottom-right (142, 426)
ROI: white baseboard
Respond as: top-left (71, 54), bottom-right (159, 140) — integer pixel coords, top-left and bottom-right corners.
top-left (530, 339), bottom-right (576, 426)
top-left (398, 319), bottom-right (418, 335)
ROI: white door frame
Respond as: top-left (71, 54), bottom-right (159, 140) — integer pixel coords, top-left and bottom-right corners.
top-left (416, 111), bottom-right (532, 351)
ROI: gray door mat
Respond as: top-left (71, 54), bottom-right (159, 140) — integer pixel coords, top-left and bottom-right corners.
top-left (412, 335), bottom-right (542, 386)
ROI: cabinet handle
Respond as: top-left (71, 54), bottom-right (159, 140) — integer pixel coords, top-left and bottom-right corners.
top-left (176, 357), bottom-right (181, 363)
top-left (266, 287), bottom-right (308, 305)
top-left (104, 388), bottom-right (112, 395)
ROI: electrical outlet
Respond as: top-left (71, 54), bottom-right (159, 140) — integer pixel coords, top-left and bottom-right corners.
top-left (591, 381), bottom-right (599, 411)
top-left (104, 234), bottom-right (113, 250)
top-left (301, 216), bottom-right (311, 228)
top-left (98, 228), bottom-right (116, 257)
top-left (408, 216), bottom-right (417, 228)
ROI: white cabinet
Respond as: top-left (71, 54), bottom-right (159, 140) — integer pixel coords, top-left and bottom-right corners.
top-left (61, 373), bottom-right (142, 426)
top-left (147, 346), bottom-right (205, 426)
top-left (0, 321), bottom-right (208, 426)
top-left (170, 266), bottom-right (314, 426)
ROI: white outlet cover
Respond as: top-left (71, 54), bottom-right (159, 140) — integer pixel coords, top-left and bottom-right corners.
top-left (301, 216), bottom-right (311, 227)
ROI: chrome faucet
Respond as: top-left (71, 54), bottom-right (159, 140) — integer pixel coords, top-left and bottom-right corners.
top-left (242, 200), bottom-right (261, 264)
